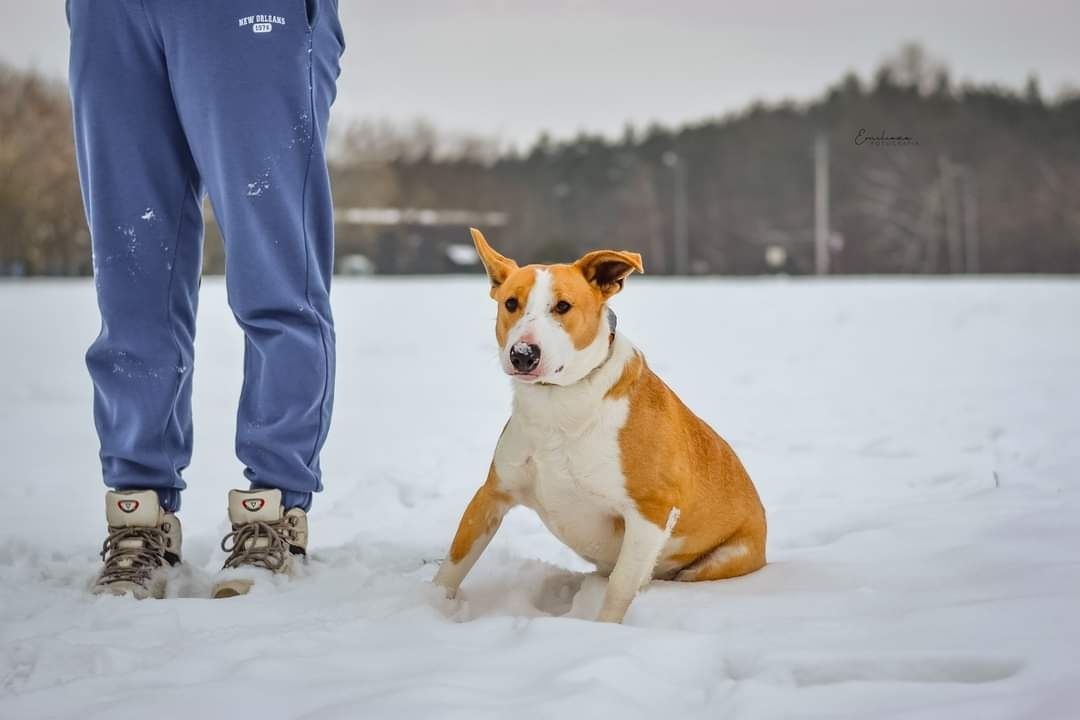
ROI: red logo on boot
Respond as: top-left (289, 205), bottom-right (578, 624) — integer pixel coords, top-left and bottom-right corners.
top-left (117, 499), bottom-right (140, 513)
top-left (243, 498), bottom-right (266, 512)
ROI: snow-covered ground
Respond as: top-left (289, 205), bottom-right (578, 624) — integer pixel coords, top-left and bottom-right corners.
top-left (1, 277), bottom-right (1078, 719)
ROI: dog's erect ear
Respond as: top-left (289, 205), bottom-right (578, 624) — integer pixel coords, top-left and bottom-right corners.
top-left (471, 228), bottom-right (518, 297)
top-left (574, 250), bottom-right (644, 298)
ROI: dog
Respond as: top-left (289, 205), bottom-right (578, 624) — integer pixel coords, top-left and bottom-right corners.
top-left (433, 229), bottom-right (766, 623)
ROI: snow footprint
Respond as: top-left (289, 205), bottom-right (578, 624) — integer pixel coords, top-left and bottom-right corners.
top-left (728, 653), bottom-right (1022, 686)
top-left (531, 570), bottom-right (587, 616)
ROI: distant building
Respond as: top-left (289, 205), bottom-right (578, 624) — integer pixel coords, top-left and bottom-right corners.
top-left (333, 207), bottom-right (510, 275)
top-left (202, 205), bottom-right (510, 275)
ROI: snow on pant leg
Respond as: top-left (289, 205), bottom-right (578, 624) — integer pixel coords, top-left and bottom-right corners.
top-left (68, 0), bottom-right (205, 513)
top-left (147, 0), bottom-right (344, 510)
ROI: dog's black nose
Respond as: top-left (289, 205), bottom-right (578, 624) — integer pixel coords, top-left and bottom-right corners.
top-left (509, 342), bottom-right (541, 373)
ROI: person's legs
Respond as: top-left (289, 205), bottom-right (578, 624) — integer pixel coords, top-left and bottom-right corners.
top-left (69, 0), bottom-right (204, 514)
top-left (148, 0), bottom-right (344, 511)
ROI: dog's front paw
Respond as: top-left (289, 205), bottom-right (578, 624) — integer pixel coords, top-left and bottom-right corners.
top-left (431, 568), bottom-right (459, 599)
top-left (595, 608), bottom-right (626, 624)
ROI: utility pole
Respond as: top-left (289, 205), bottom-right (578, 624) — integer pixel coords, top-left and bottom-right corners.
top-left (939, 155), bottom-right (964, 274)
top-left (813, 134), bottom-right (830, 275)
top-left (663, 151), bottom-right (689, 275)
top-left (961, 168), bottom-right (980, 273)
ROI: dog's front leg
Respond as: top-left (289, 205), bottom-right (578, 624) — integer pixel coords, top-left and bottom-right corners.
top-left (433, 464), bottom-right (514, 598)
top-left (597, 510), bottom-right (677, 623)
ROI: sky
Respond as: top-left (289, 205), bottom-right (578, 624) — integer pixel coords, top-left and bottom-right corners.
top-left (3, 0), bottom-right (1078, 150)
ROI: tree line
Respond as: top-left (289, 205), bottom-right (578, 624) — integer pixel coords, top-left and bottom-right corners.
top-left (3, 45), bottom-right (1079, 276)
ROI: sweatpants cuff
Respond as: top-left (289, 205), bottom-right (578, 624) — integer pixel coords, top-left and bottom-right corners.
top-left (280, 490), bottom-right (313, 512)
top-left (156, 488), bottom-right (181, 514)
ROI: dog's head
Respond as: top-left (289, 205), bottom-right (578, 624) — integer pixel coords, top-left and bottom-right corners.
top-left (471, 228), bottom-right (643, 386)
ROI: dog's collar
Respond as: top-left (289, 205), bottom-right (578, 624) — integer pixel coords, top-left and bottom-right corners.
top-left (582, 311), bottom-right (620, 383)
top-left (586, 337), bottom-right (618, 382)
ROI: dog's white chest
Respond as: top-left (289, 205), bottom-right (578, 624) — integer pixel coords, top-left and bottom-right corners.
top-left (502, 396), bottom-right (632, 568)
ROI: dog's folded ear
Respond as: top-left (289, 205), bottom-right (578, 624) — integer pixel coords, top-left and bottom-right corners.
top-left (471, 228), bottom-right (518, 297)
top-left (574, 250), bottom-right (644, 297)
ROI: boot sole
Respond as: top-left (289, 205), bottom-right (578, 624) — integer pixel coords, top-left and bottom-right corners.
top-left (212, 578), bottom-right (254, 598)
top-left (93, 580), bottom-right (162, 600)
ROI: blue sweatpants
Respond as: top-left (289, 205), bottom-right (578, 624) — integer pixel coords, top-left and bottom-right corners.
top-left (68, 0), bottom-right (344, 511)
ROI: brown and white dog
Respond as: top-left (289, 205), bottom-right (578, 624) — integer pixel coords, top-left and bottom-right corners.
top-left (433, 229), bottom-right (766, 623)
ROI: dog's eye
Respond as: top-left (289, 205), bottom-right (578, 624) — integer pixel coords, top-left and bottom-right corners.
top-left (554, 300), bottom-right (572, 314)
top-left (504, 298), bottom-right (519, 312)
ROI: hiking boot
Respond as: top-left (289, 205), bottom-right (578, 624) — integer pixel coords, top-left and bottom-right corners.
top-left (212, 489), bottom-right (307, 598)
top-left (94, 489), bottom-right (181, 599)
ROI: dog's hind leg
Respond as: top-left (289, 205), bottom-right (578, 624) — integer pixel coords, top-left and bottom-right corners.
top-left (433, 464), bottom-right (514, 597)
top-left (675, 516), bottom-right (766, 582)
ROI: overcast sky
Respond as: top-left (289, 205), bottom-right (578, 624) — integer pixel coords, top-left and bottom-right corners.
top-left (3, 1), bottom-right (1078, 149)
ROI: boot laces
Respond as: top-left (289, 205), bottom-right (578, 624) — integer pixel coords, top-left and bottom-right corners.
top-left (99, 526), bottom-right (168, 587)
top-left (221, 519), bottom-right (295, 572)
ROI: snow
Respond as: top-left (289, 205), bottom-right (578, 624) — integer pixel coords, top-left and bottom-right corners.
top-left (1, 276), bottom-right (1079, 719)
